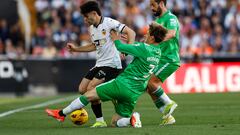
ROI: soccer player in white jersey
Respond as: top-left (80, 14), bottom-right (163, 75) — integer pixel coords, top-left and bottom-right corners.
top-left (66, 1), bottom-right (136, 128)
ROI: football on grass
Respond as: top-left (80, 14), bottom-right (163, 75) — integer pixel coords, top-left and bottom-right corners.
top-left (69, 108), bottom-right (88, 125)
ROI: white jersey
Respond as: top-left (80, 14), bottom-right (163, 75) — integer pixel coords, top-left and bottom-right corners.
top-left (89, 17), bottom-right (125, 69)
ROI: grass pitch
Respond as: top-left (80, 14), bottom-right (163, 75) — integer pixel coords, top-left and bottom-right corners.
top-left (0, 93), bottom-right (240, 135)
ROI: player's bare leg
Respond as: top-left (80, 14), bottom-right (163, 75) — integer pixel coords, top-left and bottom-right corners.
top-left (46, 88), bottom-right (99, 122)
top-left (45, 78), bottom-right (91, 122)
top-left (147, 74), bottom-right (177, 125)
top-left (79, 78), bottom-right (91, 94)
top-left (111, 114), bottom-right (122, 127)
top-left (111, 113), bottom-right (141, 128)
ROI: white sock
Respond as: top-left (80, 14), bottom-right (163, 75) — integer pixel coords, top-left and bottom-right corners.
top-left (116, 118), bottom-right (130, 127)
top-left (96, 117), bottom-right (104, 122)
top-left (160, 93), bottom-right (172, 105)
top-left (62, 98), bottom-right (85, 115)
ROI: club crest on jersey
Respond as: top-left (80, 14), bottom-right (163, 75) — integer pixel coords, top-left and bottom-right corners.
top-left (102, 29), bottom-right (106, 35)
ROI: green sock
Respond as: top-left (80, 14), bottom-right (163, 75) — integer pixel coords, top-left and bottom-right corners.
top-left (153, 87), bottom-right (164, 97)
top-left (154, 98), bottom-right (165, 109)
top-left (80, 96), bottom-right (89, 106)
top-left (153, 87), bottom-right (165, 109)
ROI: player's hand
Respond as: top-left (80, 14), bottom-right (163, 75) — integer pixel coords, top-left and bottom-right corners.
top-left (120, 53), bottom-right (126, 60)
top-left (110, 29), bottom-right (120, 41)
top-left (120, 34), bottom-right (128, 43)
top-left (66, 43), bottom-right (76, 53)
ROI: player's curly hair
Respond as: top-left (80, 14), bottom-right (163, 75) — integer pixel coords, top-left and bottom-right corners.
top-left (149, 22), bottom-right (167, 43)
top-left (154, 0), bottom-right (167, 6)
top-left (80, 1), bottom-right (101, 16)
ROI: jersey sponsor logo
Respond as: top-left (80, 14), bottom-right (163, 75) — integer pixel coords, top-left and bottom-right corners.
top-left (94, 39), bottom-right (107, 47)
top-left (100, 39), bottom-right (107, 45)
top-left (102, 29), bottom-right (106, 35)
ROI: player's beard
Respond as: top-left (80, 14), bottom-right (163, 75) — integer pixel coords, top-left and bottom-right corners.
top-left (153, 7), bottom-right (162, 17)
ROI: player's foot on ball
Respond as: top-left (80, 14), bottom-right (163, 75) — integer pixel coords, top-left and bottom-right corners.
top-left (130, 112), bottom-right (142, 128)
top-left (160, 115), bottom-right (176, 126)
top-left (45, 109), bottom-right (65, 122)
top-left (162, 101), bottom-right (178, 119)
top-left (90, 121), bottom-right (107, 128)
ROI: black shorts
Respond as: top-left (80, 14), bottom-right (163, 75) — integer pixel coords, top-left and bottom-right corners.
top-left (84, 66), bottom-right (122, 82)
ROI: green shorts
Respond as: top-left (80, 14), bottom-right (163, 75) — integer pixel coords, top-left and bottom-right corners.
top-left (96, 79), bottom-right (140, 117)
top-left (153, 61), bottom-right (180, 82)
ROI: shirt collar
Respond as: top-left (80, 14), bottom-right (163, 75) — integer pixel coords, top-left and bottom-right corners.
top-left (94, 16), bottom-right (104, 28)
top-left (161, 10), bottom-right (169, 18)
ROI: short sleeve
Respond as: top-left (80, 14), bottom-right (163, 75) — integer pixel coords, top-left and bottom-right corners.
top-left (107, 18), bottom-right (126, 33)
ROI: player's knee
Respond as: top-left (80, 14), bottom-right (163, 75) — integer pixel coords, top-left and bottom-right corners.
top-left (84, 89), bottom-right (99, 102)
top-left (86, 85), bottom-right (95, 91)
top-left (148, 76), bottom-right (162, 92)
top-left (147, 82), bottom-right (157, 93)
top-left (79, 84), bottom-right (87, 94)
top-left (79, 90), bottom-right (85, 95)
top-left (150, 76), bottom-right (161, 84)
top-left (83, 92), bottom-right (93, 102)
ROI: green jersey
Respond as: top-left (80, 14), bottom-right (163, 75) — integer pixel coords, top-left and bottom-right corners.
top-left (155, 10), bottom-right (180, 65)
top-left (114, 40), bottom-right (161, 95)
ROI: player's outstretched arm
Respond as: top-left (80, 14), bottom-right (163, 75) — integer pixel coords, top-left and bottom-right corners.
top-left (66, 42), bottom-right (96, 53)
top-left (110, 30), bottom-right (145, 58)
top-left (118, 26), bottom-right (136, 60)
top-left (121, 26), bottom-right (136, 44)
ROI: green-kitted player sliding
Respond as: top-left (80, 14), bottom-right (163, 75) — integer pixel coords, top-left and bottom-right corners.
top-left (46, 22), bottom-right (167, 128)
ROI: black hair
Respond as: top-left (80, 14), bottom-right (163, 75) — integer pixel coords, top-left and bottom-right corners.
top-left (80, 1), bottom-right (101, 16)
top-left (149, 23), bottom-right (167, 43)
top-left (154, 0), bottom-right (167, 6)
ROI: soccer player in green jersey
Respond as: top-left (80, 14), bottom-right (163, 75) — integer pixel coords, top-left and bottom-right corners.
top-left (46, 22), bottom-right (167, 128)
top-left (66, 1), bottom-right (136, 128)
top-left (147, 0), bottom-right (180, 125)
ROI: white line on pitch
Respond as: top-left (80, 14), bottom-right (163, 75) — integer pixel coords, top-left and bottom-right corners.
top-left (0, 95), bottom-right (77, 118)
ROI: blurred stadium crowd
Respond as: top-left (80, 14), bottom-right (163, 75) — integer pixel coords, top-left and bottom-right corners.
top-left (0, 0), bottom-right (240, 59)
